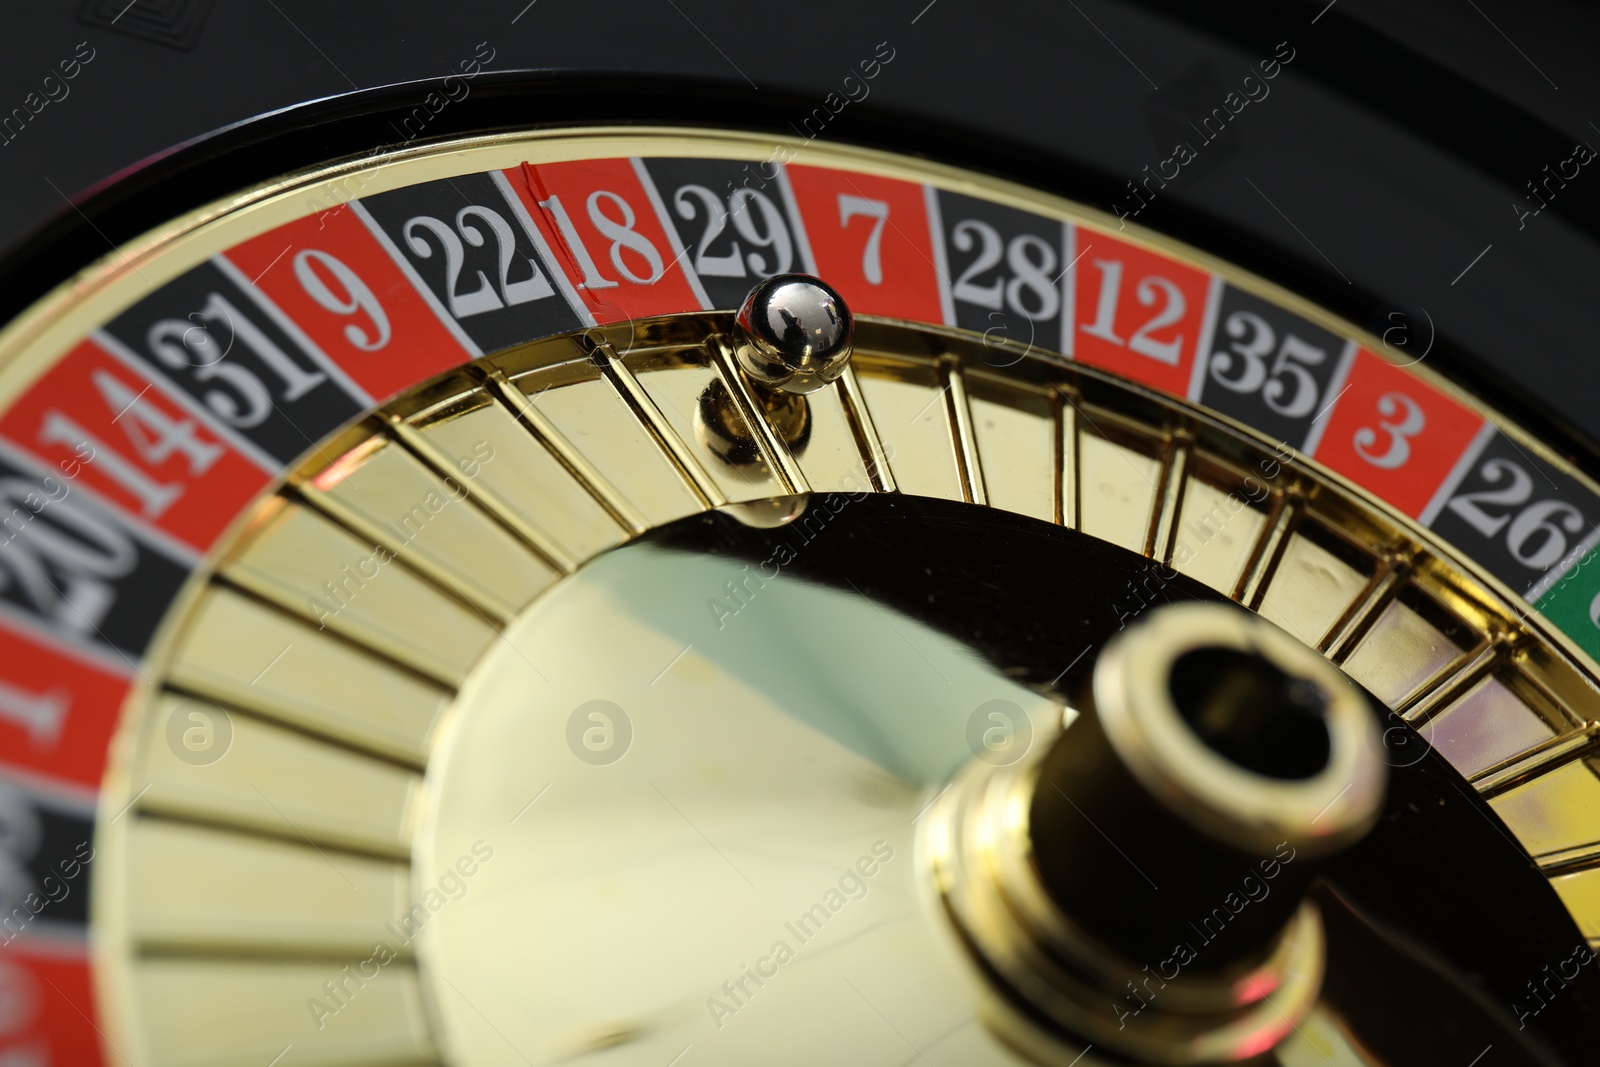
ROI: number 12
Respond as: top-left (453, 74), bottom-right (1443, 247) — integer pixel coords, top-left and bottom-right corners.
top-left (1080, 259), bottom-right (1188, 365)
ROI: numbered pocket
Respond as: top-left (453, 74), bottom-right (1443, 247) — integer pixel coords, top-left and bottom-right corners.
top-left (357, 172), bottom-right (582, 353)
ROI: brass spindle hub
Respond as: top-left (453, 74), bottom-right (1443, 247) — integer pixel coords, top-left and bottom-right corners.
top-left (923, 602), bottom-right (1387, 1066)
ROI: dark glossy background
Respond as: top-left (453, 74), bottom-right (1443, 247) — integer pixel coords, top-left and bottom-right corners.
top-left (3, 0), bottom-right (1598, 466)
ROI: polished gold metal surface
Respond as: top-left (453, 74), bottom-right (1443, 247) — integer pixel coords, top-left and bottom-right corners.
top-left (923, 602), bottom-right (1384, 1066)
top-left (923, 739), bottom-right (1325, 1066)
top-left (1092, 604), bottom-right (1383, 855)
top-left (0, 126), bottom-right (1569, 1067)
top-left (88, 307), bottom-right (1600, 1065)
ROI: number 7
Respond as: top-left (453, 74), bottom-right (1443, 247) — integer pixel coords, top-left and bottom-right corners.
top-left (838, 195), bottom-right (889, 285)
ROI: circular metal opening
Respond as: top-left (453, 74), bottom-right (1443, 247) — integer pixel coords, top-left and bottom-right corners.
top-left (1168, 646), bottom-right (1332, 781)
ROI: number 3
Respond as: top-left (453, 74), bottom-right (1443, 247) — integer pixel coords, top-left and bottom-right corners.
top-left (1353, 392), bottom-right (1425, 470)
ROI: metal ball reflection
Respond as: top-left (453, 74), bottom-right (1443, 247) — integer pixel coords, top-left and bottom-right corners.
top-left (734, 273), bottom-right (854, 394)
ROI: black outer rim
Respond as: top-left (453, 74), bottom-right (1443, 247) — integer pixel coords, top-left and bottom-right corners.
top-left (3, 65), bottom-right (1598, 488)
top-left (6, 22), bottom-right (1599, 1058)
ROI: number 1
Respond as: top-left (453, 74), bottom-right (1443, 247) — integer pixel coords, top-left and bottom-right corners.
top-left (0, 677), bottom-right (67, 748)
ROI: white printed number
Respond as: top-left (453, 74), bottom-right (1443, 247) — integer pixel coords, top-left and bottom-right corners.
top-left (1081, 260), bottom-right (1187, 365)
top-left (0, 478), bottom-right (138, 634)
top-left (672, 185), bottom-right (794, 279)
top-left (1352, 392), bottom-right (1425, 470)
top-left (146, 293), bottom-right (328, 427)
top-left (403, 206), bottom-right (554, 318)
top-left (35, 370), bottom-right (222, 519)
top-left (0, 679), bottom-right (67, 749)
top-left (539, 191), bottom-right (664, 289)
top-left (0, 783), bottom-right (42, 925)
top-left (1445, 458), bottom-right (1584, 570)
top-left (949, 219), bottom-right (1060, 321)
top-left (293, 250), bottom-right (391, 350)
top-left (1208, 311), bottom-right (1327, 418)
top-left (838, 195), bottom-right (889, 285)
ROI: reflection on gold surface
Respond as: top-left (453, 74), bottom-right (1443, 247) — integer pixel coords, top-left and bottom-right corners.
top-left (1172, 479), bottom-right (1266, 595)
top-left (169, 588), bottom-right (447, 764)
top-left (133, 693), bottom-right (418, 857)
top-left (1341, 596), bottom-right (1468, 707)
top-left (417, 396), bottom-right (630, 562)
top-left (1257, 528), bottom-right (1371, 649)
top-left (1551, 867), bottom-right (1600, 941)
top-left (969, 387), bottom-right (1057, 524)
top-left (300, 432), bottom-right (560, 616)
top-left (132, 959), bottom-right (434, 1066)
top-left (0, 124), bottom-right (1571, 1064)
top-left (226, 501), bottom-right (498, 686)
top-left (128, 819), bottom-right (410, 956)
top-left (421, 542), bottom-right (1062, 1065)
top-left (519, 368), bottom-right (704, 527)
top-left (94, 311), bottom-right (1600, 1062)
top-left (857, 367), bottom-right (965, 502)
top-left (1078, 425), bottom-right (1160, 553)
top-left (1276, 1006), bottom-right (1381, 1066)
top-left (635, 354), bottom-right (785, 501)
top-left (1428, 675), bottom-right (1560, 778)
top-left (1492, 762), bottom-right (1600, 856)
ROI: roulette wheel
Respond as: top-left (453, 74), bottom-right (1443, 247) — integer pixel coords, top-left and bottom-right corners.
top-left (5, 1), bottom-right (1600, 1064)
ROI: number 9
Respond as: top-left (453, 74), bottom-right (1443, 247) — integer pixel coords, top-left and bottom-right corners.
top-left (729, 188), bottom-right (794, 278)
top-left (293, 249), bottom-right (392, 351)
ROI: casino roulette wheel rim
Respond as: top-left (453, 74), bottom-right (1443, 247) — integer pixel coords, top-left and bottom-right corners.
top-left (3, 13), bottom-right (1600, 1061)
